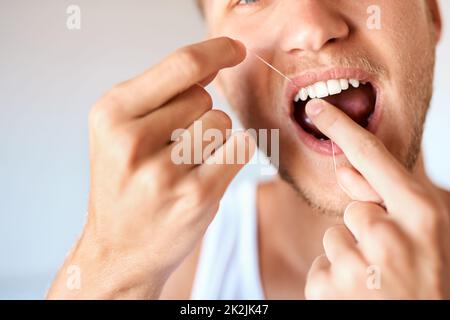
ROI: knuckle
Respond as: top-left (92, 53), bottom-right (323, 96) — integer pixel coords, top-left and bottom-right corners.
top-left (101, 84), bottom-right (127, 109)
top-left (89, 85), bottom-right (126, 130)
top-left (372, 244), bottom-right (392, 265)
top-left (117, 128), bottom-right (141, 154)
top-left (111, 128), bottom-right (144, 167)
top-left (173, 46), bottom-right (202, 79)
top-left (366, 218), bottom-right (396, 238)
top-left (89, 101), bottom-right (113, 132)
top-left (191, 86), bottom-right (213, 110)
top-left (139, 152), bottom-right (180, 186)
top-left (88, 104), bottom-right (107, 131)
top-left (365, 220), bottom-right (405, 262)
top-left (142, 162), bottom-right (174, 191)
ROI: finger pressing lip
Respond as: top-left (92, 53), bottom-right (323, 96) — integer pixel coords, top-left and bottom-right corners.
top-left (305, 98), bottom-right (418, 217)
top-left (305, 99), bottom-right (343, 137)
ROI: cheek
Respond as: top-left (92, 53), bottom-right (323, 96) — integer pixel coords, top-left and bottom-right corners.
top-left (364, 1), bottom-right (431, 76)
top-left (216, 62), bottom-right (257, 123)
top-left (216, 40), bottom-right (282, 124)
top-left (209, 7), bottom-right (282, 53)
top-left (209, 14), bottom-right (274, 103)
top-left (318, 0), bottom-right (435, 166)
top-left (210, 15), bottom-right (289, 127)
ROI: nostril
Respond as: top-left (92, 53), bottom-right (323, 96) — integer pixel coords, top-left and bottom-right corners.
top-left (327, 38), bottom-right (338, 45)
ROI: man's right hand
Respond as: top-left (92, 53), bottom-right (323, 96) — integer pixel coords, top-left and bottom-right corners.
top-left (47, 37), bottom-right (253, 299)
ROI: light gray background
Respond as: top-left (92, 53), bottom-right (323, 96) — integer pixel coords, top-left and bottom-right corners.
top-left (0, 0), bottom-right (449, 299)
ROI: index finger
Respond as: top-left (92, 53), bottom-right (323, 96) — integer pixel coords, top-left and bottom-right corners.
top-left (305, 99), bottom-right (419, 214)
top-left (111, 37), bottom-right (246, 118)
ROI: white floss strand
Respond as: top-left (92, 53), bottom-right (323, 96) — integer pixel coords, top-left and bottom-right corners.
top-left (248, 49), bottom-right (299, 89)
top-left (332, 141), bottom-right (348, 194)
top-left (331, 141), bottom-right (338, 176)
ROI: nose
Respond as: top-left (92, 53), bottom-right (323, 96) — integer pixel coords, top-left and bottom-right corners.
top-left (279, 0), bottom-right (350, 53)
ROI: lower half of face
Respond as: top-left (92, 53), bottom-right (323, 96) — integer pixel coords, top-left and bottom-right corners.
top-left (222, 65), bottom-right (433, 214)
top-left (214, 1), bottom-right (437, 215)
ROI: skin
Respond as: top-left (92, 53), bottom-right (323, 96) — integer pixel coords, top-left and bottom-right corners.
top-left (48, 0), bottom-right (450, 299)
top-left (47, 38), bottom-right (255, 299)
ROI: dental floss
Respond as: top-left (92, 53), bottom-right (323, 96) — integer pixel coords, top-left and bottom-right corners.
top-left (247, 49), bottom-right (300, 89)
top-left (331, 141), bottom-right (338, 177)
top-left (332, 141), bottom-right (348, 194)
top-left (249, 48), bottom-right (344, 193)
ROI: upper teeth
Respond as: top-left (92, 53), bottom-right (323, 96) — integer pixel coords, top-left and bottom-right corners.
top-left (294, 79), bottom-right (361, 102)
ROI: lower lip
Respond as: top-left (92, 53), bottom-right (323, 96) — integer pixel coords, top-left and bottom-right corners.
top-left (289, 90), bottom-right (382, 157)
top-left (290, 120), bottom-right (344, 156)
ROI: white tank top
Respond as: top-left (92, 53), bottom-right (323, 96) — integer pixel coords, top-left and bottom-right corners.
top-left (190, 181), bottom-right (265, 299)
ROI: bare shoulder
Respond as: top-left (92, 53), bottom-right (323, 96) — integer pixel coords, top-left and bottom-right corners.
top-left (159, 242), bottom-right (202, 300)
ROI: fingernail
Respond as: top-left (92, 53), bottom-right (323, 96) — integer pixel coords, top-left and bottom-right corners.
top-left (306, 99), bottom-right (325, 117)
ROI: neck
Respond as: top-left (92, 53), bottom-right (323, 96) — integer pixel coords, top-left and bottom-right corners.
top-left (258, 176), bottom-right (340, 272)
top-left (413, 152), bottom-right (439, 192)
top-left (413, 152), bottom-right (450, 209)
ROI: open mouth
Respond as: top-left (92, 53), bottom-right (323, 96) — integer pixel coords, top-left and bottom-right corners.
top-left (292, 78), bottom-right (377, 141)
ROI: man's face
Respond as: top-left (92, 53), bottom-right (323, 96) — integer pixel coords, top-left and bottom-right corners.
top-left (202, 0), bottom-right (440, 215)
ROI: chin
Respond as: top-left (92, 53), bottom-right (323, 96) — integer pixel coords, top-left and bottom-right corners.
top-left (278, 160), bottom-right (353, 217)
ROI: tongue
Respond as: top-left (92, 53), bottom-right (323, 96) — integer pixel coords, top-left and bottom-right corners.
top-left (294, 83), bottom-right (376, 139)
